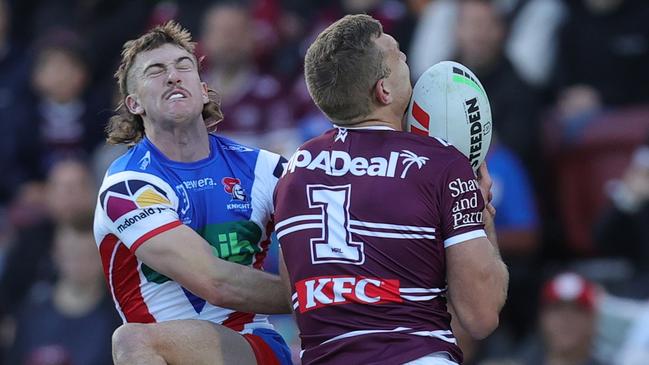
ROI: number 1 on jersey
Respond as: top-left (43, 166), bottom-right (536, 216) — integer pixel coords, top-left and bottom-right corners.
top-left (308, 184), bottom-right (365, 265)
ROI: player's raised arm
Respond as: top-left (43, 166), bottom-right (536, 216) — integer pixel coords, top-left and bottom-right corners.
top-left (444, 162), bottom-right (509, 339)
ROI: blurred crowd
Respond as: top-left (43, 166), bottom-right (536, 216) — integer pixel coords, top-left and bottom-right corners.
top-left (1, 0), bottom-right (649, 364)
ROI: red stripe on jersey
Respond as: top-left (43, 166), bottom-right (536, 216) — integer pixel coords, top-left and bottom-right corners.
top-left (113, 243), bottom-right (156, 323)
top-left (130, 220), bottom-right (182, 253)
top-left (223, 311), bottom-right (255, 332)
top-left (99, 234), bottom-right (119, 293)
top-left (253, 221), bottom-right (274, 270)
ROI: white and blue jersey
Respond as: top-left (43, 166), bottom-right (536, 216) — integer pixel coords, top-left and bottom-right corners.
top-left (93, 134), bottom-right (286, 333)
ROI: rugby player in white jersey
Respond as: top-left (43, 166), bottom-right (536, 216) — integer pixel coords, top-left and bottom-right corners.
top-left (94, 22), bottom-right (292, 364)
top-left (274, 14), bottom-right (509, 364)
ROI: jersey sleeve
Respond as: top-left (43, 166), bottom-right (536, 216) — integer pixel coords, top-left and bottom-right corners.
top-left (439, 157), bottom-right (487, 248)
top-left (95, 171), bottom-right (181, 252)
top-left (254, 150), bottom-right (288, 218)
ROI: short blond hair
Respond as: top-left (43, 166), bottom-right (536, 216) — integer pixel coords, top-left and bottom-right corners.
top-left (304, 14), bottom-right (389, 124)
top-left (106, 21), bottom-right (223, 145)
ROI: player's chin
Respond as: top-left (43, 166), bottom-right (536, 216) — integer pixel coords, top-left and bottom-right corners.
top-left (166, 105), bottom-right (201, 120)
top-left (162, 112), bottom-right (194, 125)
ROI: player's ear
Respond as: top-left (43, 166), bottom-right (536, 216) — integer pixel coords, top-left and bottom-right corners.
top-left (125, 94), bottom-right (144, 115)
top-left (201, 82), bottom-right (209, 104)
top-left (374, 78), bottom-right (392, 105)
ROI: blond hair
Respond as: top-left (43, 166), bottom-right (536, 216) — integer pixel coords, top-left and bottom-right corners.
top-left (106, 21), bottom-right (223, 145)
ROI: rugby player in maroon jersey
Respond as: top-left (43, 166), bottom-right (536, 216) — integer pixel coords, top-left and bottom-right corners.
top-left (274, 14), bottom-right (508, 365)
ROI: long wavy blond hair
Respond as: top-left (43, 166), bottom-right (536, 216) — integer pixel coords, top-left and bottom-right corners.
top-left (106, 21), bottom-right (223, 145)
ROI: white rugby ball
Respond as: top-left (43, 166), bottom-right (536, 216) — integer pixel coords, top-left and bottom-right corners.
top-left (406, 61), bottom-right (492, 171)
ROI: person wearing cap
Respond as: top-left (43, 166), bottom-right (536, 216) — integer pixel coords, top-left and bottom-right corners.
top-left (519, 272), bottom-right (603, 365)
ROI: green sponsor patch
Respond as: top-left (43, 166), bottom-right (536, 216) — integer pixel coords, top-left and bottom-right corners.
top-left (142, 220), bottom-right (263, 283)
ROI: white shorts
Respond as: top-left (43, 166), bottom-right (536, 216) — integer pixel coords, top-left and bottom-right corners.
top-left (403, 352), bottom-right (459, 365)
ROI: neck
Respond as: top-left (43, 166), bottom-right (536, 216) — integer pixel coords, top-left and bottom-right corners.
top-left (53, 278), bottom-right (104, 317)
top-left (144, 117), bottom-right (210, 162)
top-left (347, 107), bottom-right (405, 131)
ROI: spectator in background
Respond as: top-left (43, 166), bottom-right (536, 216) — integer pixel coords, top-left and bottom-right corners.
top-left (518, 272), bottom-right (603, 365)
top-left (12, 0), bottom-right (152, 85)
top-left (489, 139), bottom-right (540, 256)
top-left (200, 2), bottom-right (300, 156)
top-left (408, 0), bottom-right (459, 80)
top-left (488, 136), bottom-right (540, 339)
top-left (409, 0), bottom-right (565, 88)
top-left (553, 0), bottom-right (649, 126)
top-left (595, 142), bottom-right (649, 297)
top-left (5, 222), bottom-right (119, 365)
top-left (0, 159), bottom-right (96, 318)
top-left (455, 0), bottom-right (541, 173)
top-left (284, 0), bottom-right (416, 144)
top-left (25, 32), bottom-right (108, 175)
top-left (0, 0), bottom-right (38, 205)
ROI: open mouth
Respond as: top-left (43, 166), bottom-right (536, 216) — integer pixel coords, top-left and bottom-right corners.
top-left (164, 88), bottom-right (190, 100)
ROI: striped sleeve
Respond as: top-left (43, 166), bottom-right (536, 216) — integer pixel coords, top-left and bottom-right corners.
top-left (95, 171), bottom-right (181, 252)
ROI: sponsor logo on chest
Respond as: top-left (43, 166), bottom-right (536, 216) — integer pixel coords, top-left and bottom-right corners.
top-left (285, 150), bottom-right (429, 178)
top-left (295, 275), bottom-right (402, 313)
top-left (181, 177), bottom-right (216, 191)
top-left (222, 177), bottom-right (251, 211)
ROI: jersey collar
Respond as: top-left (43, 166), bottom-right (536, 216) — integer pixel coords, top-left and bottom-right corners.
top-left (332, 124), bottom-right (396, 131)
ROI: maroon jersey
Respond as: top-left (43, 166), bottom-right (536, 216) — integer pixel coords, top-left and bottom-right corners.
top-left (274, 126), bottom-right (486, 364)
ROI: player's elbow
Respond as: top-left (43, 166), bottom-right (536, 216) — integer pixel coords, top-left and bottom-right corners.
top-left (452, 296), bottom-right (501, 339)
top-left (204, 280), bottom-right (238, 308)
top-left (463, 312), bottom-right (499, 340)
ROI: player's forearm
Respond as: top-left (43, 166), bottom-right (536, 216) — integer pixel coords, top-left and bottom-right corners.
top-left (482, 254), bottom-right (509, 313)
top-left (483, 209), bottom-right (508, 310)
top-left (210, 263), bottom-right (292, 314)
top-left (448, 257), bottom-right (508, 339)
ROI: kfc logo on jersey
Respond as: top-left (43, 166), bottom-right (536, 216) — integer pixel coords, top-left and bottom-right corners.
top-left (448, 178), bottom-right (483, 229)
top-left (294, 276), bottom-right (402, 313)
top-left (285, 149), bottom-right (428, 178)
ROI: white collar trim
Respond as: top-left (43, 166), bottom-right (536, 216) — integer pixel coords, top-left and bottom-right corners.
top-left (332, 124), bottom-right (396, 131)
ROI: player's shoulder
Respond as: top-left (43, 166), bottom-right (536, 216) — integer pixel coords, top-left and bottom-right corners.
top-left (105, 139), bottom-right (160, 176)
top-left (212, 134), bottom-right (259, 155)
top-left (100, 141), bottom-right (175, 194)
top-left (212, 134), bottom-right (286, 179)
top-left (394, 131), bottom-right (469, 163)
top-left (392, 132), bottom-right (478, 182)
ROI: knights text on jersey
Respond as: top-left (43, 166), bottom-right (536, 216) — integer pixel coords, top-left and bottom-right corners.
top-left (93, 134), bottom-right (286, 333)
top-left (273, 127), bottom-right (486, 364)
